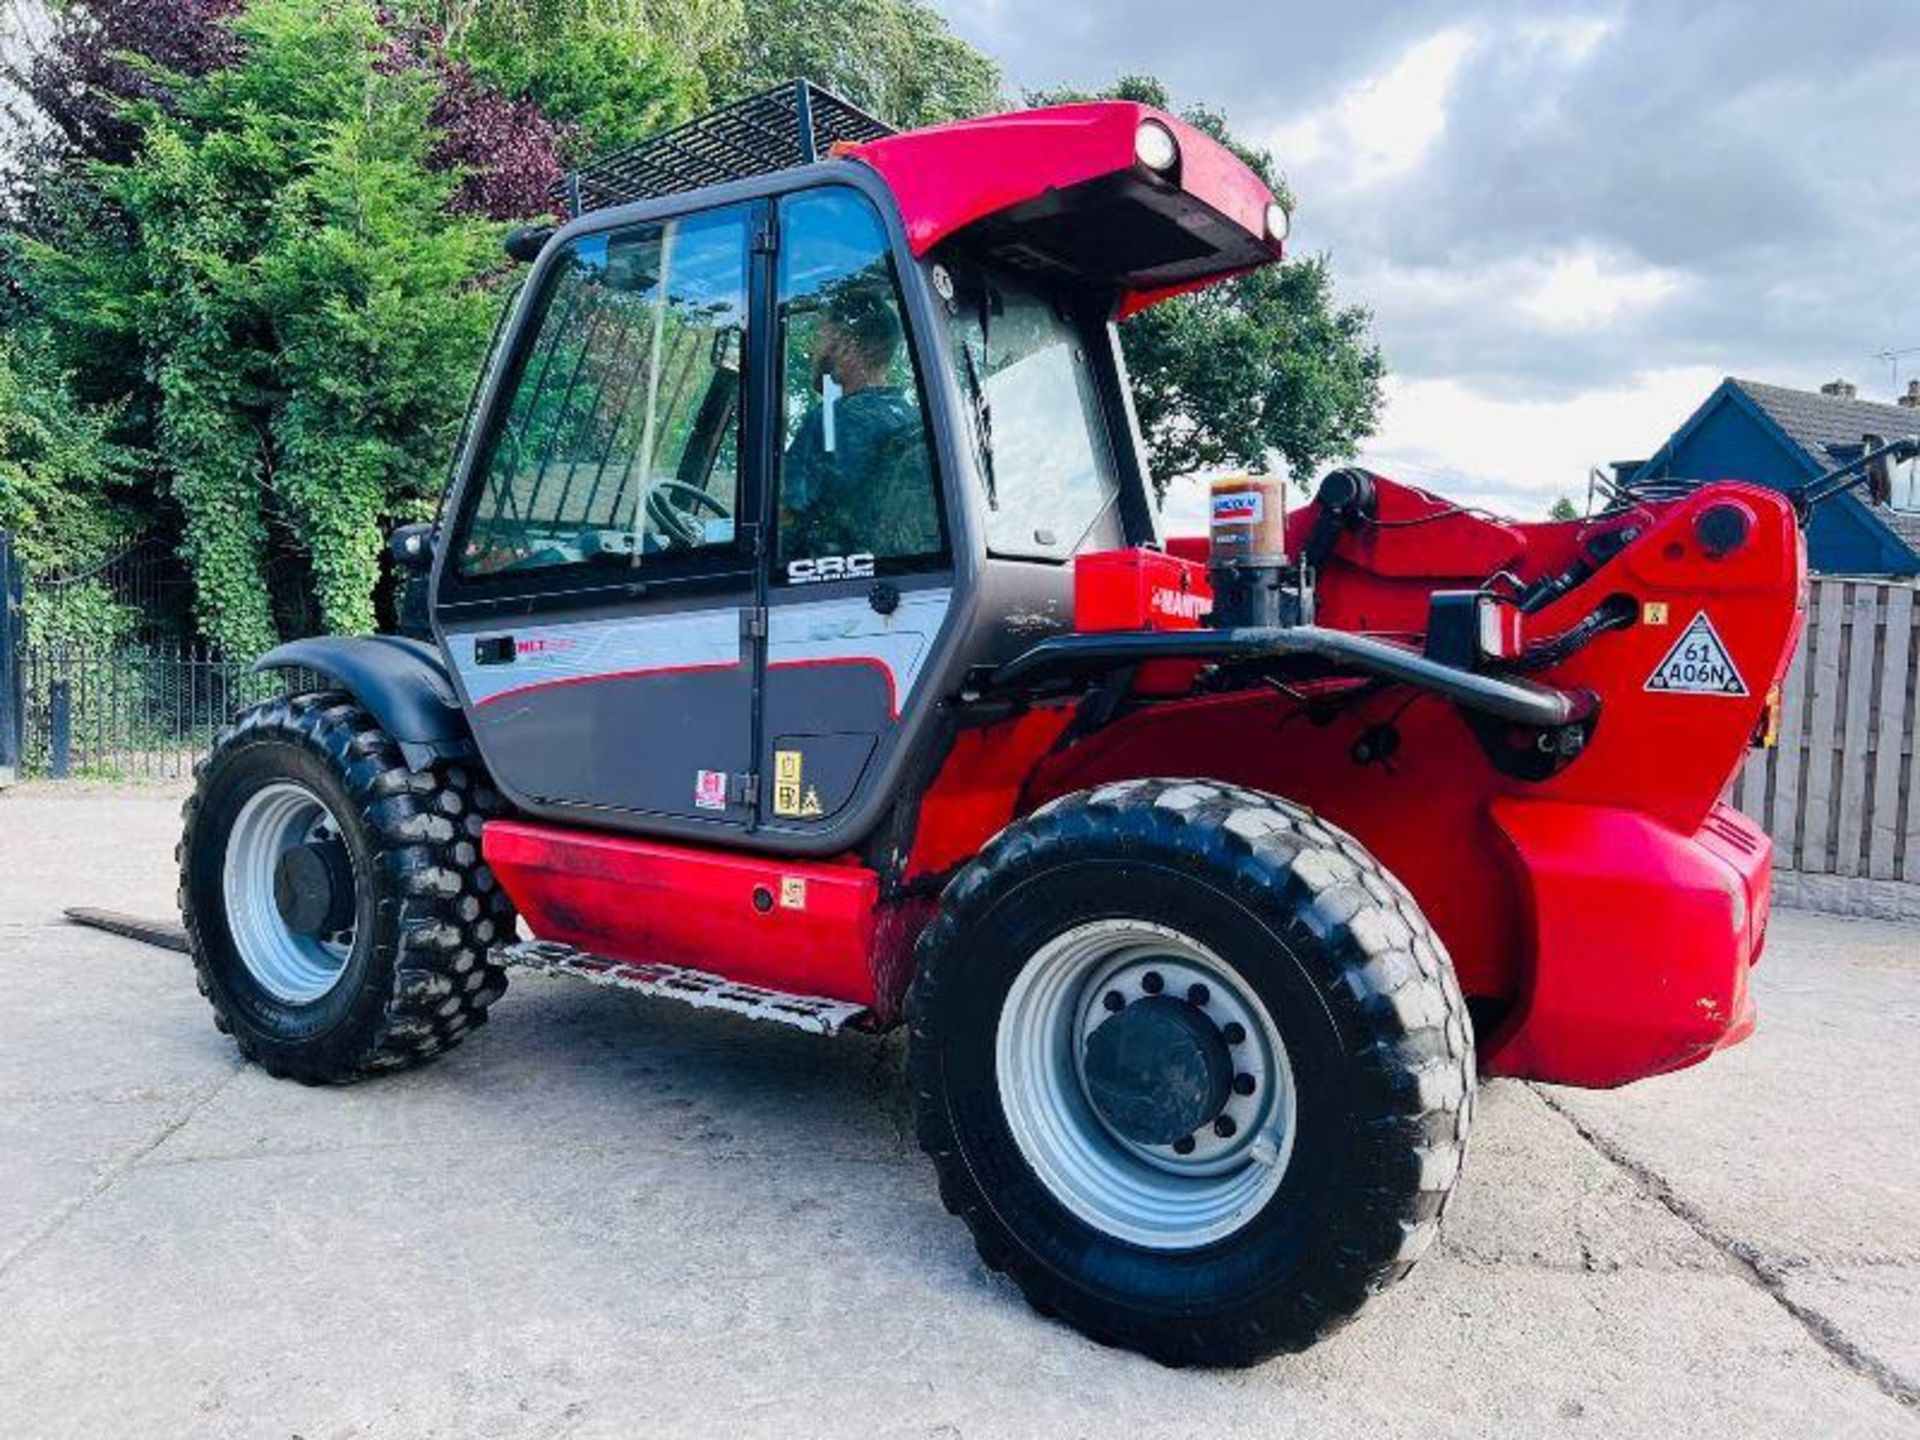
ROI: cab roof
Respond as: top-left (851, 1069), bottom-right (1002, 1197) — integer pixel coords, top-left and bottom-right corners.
top-left (556, 82), bottom-right (1286, 315)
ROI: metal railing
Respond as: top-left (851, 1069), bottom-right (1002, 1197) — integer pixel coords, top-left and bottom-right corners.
top-left (13, 643), bottom-right (283, 782)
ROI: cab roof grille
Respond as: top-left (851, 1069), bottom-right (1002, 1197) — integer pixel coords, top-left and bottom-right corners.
top-left (554, 80), bottom-right (896, 216)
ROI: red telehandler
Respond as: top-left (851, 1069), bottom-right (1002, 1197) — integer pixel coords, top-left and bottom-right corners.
top-left (175, 83), bottom-right (1828, 1364)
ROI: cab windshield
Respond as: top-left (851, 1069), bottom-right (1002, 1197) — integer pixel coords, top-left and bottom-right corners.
top-left (939, 261), bottom-right (1120, 561)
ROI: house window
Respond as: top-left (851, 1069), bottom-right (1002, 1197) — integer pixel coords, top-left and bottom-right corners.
top-left (1891, 455), bottom-right (1920, 513)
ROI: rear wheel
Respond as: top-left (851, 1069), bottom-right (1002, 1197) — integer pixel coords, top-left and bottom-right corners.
top-left (179, 692), bottom-right (514, 1083)
top-left (907, 778), bottom-right (1473, 1366)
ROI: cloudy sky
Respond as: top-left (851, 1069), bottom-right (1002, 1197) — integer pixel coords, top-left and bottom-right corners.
top-left (936, 0), bottom-right (1920, 518)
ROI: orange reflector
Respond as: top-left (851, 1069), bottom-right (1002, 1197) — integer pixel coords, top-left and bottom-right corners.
top-left (1754, 686), bottom-right (1782, 749)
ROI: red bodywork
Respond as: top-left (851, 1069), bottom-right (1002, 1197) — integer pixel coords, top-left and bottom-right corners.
top-left (478, 100), bottom-right (1808, 1092)
top-left (485, 474), bottom-right (1803, 1089)
top-left (847, 101), bottom-right (1283, 312)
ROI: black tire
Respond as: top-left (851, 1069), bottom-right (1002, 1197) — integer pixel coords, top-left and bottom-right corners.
top-left (907, 778), bottom-right (1473, 1366)
top-left (179, 691), bottom-right (515, 1083)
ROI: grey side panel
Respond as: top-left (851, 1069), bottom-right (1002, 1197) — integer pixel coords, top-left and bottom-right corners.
top-left (445, 604), bottom-right (753, 823)
top-left (472, 666), bottom-right (754, 820)
top-left (253, 636), bottom-right (471, 769)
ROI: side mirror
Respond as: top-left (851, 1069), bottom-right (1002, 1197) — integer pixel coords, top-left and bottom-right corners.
top-left (1863, 434), bottom-right (1893, 507)
top-left (504, 224), bottom-right (556, 263)
top-left (389, 523), bottom-right (436, 573)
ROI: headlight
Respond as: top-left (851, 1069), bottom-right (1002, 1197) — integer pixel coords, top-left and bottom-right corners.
top-left (1265, 201), bottom-right (1291, 243)
top-left (1134, 120), bottom-right (1179, 174)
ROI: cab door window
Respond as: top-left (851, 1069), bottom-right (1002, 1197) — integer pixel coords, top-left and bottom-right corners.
top-left (775, 188), bottom-right (943, 582)
top-left (456, 203), bottom-right (753, 580)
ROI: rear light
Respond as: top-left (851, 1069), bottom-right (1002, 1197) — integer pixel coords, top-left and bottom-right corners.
top-left (1265, 201), bottom-right (1290, 243)
top-left (1134, 120), bottom-right (1179, 174)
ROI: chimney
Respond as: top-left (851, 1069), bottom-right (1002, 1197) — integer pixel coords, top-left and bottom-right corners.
top-left (1820, 378), bottom-right (1858, 400)
top-left (1899, 379), bottom-right (1920, 410)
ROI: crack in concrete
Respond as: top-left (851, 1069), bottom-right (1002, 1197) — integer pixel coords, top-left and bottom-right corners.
top-left (0, 1056), bottom-right (245, 1288)
top-left (1535, 1086), bottom-right (1920, 1412)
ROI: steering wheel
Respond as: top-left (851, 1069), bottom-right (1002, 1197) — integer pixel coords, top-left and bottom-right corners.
top-left (644, 479), bottom-right (733, 549)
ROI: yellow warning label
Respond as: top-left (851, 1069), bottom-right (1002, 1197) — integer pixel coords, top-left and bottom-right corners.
top-left (779, 877), bottom-right (807, 909)
top-left (799, 787), bottom-right (824, 817)
top-left (1643, 601), bottom-right (1670, 626)
top-left (773, 749), bottom-right (805, 817)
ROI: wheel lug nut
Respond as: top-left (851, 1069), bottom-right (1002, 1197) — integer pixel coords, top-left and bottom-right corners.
top-left (1102, 990), bottom-right (1126, 1013)
top-left (1222, 1021), bottom-right (1247, 1045)
top-left (1233, 1073), bottom-right (1256, 1096)
top-left (1187, 983), bottom-right (1210, 1007)
top-left (1213, 1115), bottom-right (1237, 1139)
top-left (1172, 1135), bottom-right (1196, 1155)
top-left (1141, 971), bottom-right (1164, 995)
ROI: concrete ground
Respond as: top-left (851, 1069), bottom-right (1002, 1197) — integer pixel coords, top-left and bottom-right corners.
top-left (0, 783), bottom-right (1915, 1440)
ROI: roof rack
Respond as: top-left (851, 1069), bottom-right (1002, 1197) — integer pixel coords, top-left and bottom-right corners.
top-left (555, 80), bottom-right (897, 216)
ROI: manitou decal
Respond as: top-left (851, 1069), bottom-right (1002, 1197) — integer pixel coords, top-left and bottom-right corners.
top-left (1149, 586), bottom-right (1211, 622)
top-left (1646, 612), bottom-right (1748, 696)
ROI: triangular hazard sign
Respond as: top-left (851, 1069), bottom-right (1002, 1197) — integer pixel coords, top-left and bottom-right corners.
top-left (1646, 611), bottom-right (1747, 695)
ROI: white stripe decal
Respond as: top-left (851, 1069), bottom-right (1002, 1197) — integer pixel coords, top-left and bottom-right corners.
top-left (450, 587), bottom-right (953, 711)
top-left (767, 589), bottom-right (950, 710)
top-left (452, 607), bottom-right (741, 706)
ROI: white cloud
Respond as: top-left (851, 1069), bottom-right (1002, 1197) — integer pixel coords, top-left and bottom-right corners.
top-left (1518, 247), bottom-right (1683, 328)
top-left (1359, 365), bottom-right (1724, 516)
top-left (1272, 27), bottom-right (1478, 188)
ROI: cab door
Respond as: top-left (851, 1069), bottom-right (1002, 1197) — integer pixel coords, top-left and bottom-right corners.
top-left (757, 186), bottom-right (953, 836)
top-left (435, 200), bottom-right (769, 828)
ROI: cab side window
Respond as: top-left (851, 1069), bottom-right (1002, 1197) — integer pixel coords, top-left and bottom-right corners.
top-left (458, 204), bottom-right (752, 579)
top-left (775, 188), bottom-right (943, 582)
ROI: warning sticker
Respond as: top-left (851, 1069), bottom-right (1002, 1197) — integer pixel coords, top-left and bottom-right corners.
top-left (1645, 611), bottom-right (1747, 696)
top-left (773, 750), bottom-right (804, 816)
top-left (773, 749), bottom-right (827, 818)
top-left (694, 769), bottom-right (728, 810)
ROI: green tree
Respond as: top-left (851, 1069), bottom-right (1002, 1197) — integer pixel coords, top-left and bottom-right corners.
top-left (409, 0), bottom-right (720, 157)
top-left (723, 0), bottom-right (1001, 125)
top-left (0, 325), bottom-right (139, 570)
top-left (18, 0), bottom-right (511, 655)
top-left (1548, 496), bottom-right (1581, 521)
top-left (1031, 76), bottom-right (1385, 495)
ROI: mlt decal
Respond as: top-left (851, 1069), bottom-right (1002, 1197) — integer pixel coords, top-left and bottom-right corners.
top-left (1646, 611), bottom-right (1747, 696)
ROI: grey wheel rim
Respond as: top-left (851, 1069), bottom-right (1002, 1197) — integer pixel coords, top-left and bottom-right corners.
top-left (995, 918), bottom-right (1297, 1250)
top-left (222, 781), bottom-right (357, 1005)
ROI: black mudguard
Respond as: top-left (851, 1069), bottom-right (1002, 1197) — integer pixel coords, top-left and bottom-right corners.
top-left (254, 635), bottom-right (474, 771)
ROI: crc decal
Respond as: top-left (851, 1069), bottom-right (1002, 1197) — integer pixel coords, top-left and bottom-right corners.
top-left (1646, 612), bottom-right (1747, 696)
top-left (786, 553), bottom-right (876, 586)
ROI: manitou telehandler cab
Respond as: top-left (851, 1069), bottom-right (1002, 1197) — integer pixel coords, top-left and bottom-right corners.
top-left (180, 83), bottom-right (1820, 1365)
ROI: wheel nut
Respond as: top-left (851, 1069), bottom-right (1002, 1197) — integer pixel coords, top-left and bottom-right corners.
top-left (1172, 1135), bottom-right (1196, 1155)
top-left (1141, 971), bottom-right (1164, 995)
top-left (1214, 1115), bottom-right (1237, 1138)
top-left (1233, 1072), bottom-right (1256, 1096)
top-left (1222, 1021), bottom-right (1247, 1045)
top-left (1187, 983), bottom-right (1210, 1007)
top-left (1102, 989), bottom-right (1126, 1013)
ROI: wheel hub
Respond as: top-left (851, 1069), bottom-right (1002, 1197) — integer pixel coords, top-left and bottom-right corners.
top-left (272, 840), bottom-right (355, 939)
top-left (1082, 994), bottom-right (1233, 1146)
top-left (996, 918), bottom-right (1299, 1251)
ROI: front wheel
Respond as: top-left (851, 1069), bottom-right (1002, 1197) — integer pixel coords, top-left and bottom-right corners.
top-left (179, 692), bottom-right (514, 1083)
top-left (907, 779), bottom-right (1474, 1366)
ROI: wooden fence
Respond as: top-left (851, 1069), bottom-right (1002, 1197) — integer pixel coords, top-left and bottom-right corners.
top-left (1727, 575), bottom-right (1920, 919)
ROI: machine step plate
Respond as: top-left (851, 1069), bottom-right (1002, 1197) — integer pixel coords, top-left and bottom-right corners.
top-left (497, 939), bottom-right (868, 1037)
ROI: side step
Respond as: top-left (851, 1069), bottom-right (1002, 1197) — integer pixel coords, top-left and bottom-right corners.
top-left (496, 939), bottom-right (869, 1037)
